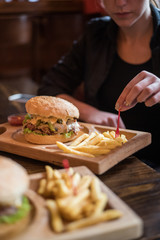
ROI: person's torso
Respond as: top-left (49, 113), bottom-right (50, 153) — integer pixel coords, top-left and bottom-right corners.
top-left (97, 53), bottom-right (160, 159)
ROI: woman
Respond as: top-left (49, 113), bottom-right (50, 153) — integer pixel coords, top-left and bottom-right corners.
top-left (38, 0), bottom-right (160, 163)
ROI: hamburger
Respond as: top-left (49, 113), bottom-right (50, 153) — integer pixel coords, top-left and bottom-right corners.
top-left (0, 156), bottom-right (31, 239)
top-left (23, 96), bottom-right (81, 144)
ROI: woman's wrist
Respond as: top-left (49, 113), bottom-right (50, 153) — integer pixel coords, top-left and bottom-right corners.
top-left (56, 93), bottom-right (98, 122)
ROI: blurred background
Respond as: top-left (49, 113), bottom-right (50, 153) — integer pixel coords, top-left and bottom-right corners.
top-left (0, 0), bottom-right (105, 123)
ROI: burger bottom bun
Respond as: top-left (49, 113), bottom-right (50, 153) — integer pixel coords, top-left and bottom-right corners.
top-left (0, 208), bottom-right (31, 240)
top-left (24, 131), bottom-right (82, 145)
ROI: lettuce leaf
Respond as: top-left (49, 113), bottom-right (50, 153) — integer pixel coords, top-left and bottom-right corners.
top-left (0, 196), bottom-right (31, 224)
top-left (23, 128), bottom-right (46, 135)
top-left (23, 113), bottom-right (32, 124)
top-left (23, 128), bottom-right (33, 134)
top-left (63, 131), bottom-right (74, 138)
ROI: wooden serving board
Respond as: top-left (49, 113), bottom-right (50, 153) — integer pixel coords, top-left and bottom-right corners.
top-left (0, 122), bottom-right (151, 175)
top-left (12, 166), bottom-right (143, 240)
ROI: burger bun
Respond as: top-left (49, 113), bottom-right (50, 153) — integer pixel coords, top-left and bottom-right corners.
top-left (24, 131), bottom-right (82, 145)
top-left (0, 211), bottom-right (31, 240)
top-left (0, 156), bottom-right (29, 206)
top-left (0, 156), bottom-right (31, 240)
top-left (25, 96), bottom-right (79, 119)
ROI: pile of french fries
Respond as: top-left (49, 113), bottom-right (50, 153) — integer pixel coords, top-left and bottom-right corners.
top-left (56, 130), bottom-right (128, 158)
top-left (37, 165), bottom-right (122, 233)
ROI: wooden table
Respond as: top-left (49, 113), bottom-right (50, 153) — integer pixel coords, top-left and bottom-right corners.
top-left (0, 150), bottom-right (160, 240)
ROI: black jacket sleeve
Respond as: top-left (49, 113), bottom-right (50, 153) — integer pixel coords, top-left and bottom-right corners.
top-left (37, 16), bottom-right (117, 108)
top-left (37, 32), bottom-right (86, 97)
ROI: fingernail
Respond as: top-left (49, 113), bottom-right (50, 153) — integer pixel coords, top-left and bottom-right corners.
top-left (124, 101), bottom-right (130, 106)
top-left (115, 103), bottom-right (119, 111)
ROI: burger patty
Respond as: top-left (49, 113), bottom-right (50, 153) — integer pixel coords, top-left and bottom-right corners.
top-left (0, 206), bottom-right (17, 216)
top-left (24, 119), bottom-right (80, 135)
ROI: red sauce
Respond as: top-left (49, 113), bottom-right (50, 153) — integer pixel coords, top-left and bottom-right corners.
top-left (8, 114), bottom-right (25, 126)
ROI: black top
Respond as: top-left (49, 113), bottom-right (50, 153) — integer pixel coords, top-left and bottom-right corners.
top-left (38, 4), bottom-right (160, 162)
top-left (98, 54), bottom-right (160, 160)
top-left (98, 53), bottom-right (153, 113)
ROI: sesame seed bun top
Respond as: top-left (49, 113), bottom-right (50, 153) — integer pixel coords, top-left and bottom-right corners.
top-left (25, 96), bottom-right (79, 119)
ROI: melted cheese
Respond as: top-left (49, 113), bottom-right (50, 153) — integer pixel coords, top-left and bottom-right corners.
top-left (28, 115), bottom-right (74, 126)
top-left (30, 115), bottom-right (57, 125)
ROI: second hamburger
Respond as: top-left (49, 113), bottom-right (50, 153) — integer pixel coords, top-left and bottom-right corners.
top-left (23, 96), bottom-right (81, 144)
top-left (0, 156), bottom-right (31, 240)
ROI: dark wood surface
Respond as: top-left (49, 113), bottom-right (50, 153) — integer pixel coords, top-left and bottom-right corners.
top-left (0, 150), bottom-right (160, 240)
top-left (0, 0), bottom-right (85, 82)
top-left (0, 0), bottom-right (83, 15)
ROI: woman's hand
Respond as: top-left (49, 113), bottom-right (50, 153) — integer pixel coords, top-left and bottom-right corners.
top-left (115, 71), bottom-right (160, 111)
top-left (81, 108), bottom-right (126, 128)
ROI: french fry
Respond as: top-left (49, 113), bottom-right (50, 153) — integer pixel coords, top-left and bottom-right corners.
top-left (53, 179), bottom-right (72, 198)
top-left (97, 137), bottom-right (114, 146)
top-left (56, 141), bottom-right (95, 157)
top-left (98, 139), bottom-right (122, 148)
top-left (72, 172), bottom-right (81, 189)
top-left (110, 131), bottom-right (116, 139)
top-left (90, 177), bottom-right (102, 201)
top-left (67, 167), bottom-right (74, 176)
top-left (59, 190), bottom-right (90, 221)
top-left (66, 209), bottom-right (123, 231)
top-left (82, 202), bottom-right (95, 217)
top-left (62, 208), bottom-right (83, 221)
top-left (75, 132), bottom-right (97, 147)
top-left (46, 200), bottom-right (64, 233)
top-left (72, 145), bottom-right (111, 155)
top-left (70, 189), bottom-right (90, 207)
top-left (70, 133), bottom-right (89, 146)
top-left (76, 175), bottom-right (92, 194)
top-left (114, 137), bottom-right (124, 145)
top-left (61, 171), bottom-right (71, 187)
top-left (38, 165), bottom-right (123, 234)
top-left (45, 165), bottom-right (54, 180)
top-left (83, 192), bottom-right (107, 217)
top-left (60, 201), bottom-right (85, 221)
top-left (97, 139), bottom-right (113, 147)
top-left (57, 189), bottom-right (90, 210)
top-left (52, 169), bottom-right (62, 180)
top-left (91, 193), bottom-right (108, 217)
top-left (88, 134), bottom-right (105, 145)
top-left (55, 194), bottom-right (73, 210)
top-left (56, 130), bottom-right (127, 158)
top-left (119, 134), bottom-right (128, 143)
top-left (46, 180), bottom-right (55, 197)
top-left (103, 131), bottom-right (114, 139)
top-left (37, 178), bottom-right (47, 195)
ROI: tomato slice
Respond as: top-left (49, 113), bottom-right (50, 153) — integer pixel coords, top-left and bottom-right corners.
top-left (8, 114), bottom-right (25, 126)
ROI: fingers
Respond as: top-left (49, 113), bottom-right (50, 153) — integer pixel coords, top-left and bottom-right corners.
top-left (101, 115), bottom-right (125, 128)
top-left (107, 118), bottom-right (118, 128)
top-left (124, 76), bottom-right (156, 106)
top-left (145, 91), bottom-right (160, 106)
top-left (137, 81), bottom-right (160, 105)
top-left (89, 110), bottom-right (126, 128)
top-left (107, 117), bottom-right (125, 128)
top-left (115, 71), bottom-right (160, 111)
top-left (115, 71), bottom-right (145, 110)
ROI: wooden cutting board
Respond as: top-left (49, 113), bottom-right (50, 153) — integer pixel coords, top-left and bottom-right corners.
top-left (12, 166), bottom-right (143, 240)
top-left (0, 122), bottom-right (151, 174)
